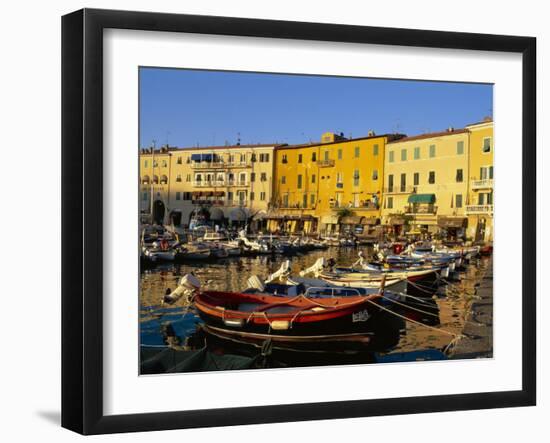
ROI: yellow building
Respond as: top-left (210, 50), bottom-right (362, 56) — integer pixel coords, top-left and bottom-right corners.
top-left (465, 118), bottom-right (494, 242)
top-left (139, 147), bottom-right (172, 224)
top-left (139, 143), bottom-right (278, 229)
top-left (268, 131), bottom-right (402, 235)
top-left (381, 129), bottom-right (470, 239)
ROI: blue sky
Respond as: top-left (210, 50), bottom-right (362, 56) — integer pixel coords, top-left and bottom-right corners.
top-left (139, 67), bottom-right (493, 148)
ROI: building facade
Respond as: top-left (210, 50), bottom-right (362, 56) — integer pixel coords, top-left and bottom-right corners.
top-left (381, 129), bottom-right (471, 239)
top-left (268, 132), bottom-right (403, 235)
top-left (465, 119), bottom-right (494, 242)
top-left (139, 144), bottom-right (278, 229)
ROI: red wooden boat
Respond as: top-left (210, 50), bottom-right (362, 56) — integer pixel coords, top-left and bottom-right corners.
top-left (193, 290), bottom-right (404, 351)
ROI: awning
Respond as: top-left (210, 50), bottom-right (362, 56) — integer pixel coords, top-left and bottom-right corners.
top-left (361, 217), bottom-right (379, 225)
top-left (437, 216), bottom-right (468, 228)
top-left (229, 208), bottom-right (248, 221)
top-left (388, 216), bottom-right (406, 225)
top-left (408, 194), bottom-right (436, 204)
top-left (340, 216), bottom-right (363, 225)
top-left (320, 215), bottom-right (339, 225)
top-left (214, 191), bottom-right (225, 197)
top-left (209, 208), bottom-right (225, 221)
top-left (192, 191), bottom-right (203, 197)
top-left (253, 210), bottom-right (268, 220)
top-left (190, 153), bottom-right (220, 162)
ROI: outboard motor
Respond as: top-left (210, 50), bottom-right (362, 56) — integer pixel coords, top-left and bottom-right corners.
top-left (299, 257), bottom-right (326, 277)
top-left (163, 274), bottom-right (201, 304)
top-left (246, 275), bottom-right (266, 292)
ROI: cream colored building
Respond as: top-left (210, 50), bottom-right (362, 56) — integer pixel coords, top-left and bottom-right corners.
top-left (381, 129), bottom-right (470, 238)
top-left (139, 144), bottom-right (278, 229)
top-left (465, 119), bottom-right (494, 242)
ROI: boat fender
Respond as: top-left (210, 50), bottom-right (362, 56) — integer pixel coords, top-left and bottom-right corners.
top-left (270, 320), bottom-right (290, 330)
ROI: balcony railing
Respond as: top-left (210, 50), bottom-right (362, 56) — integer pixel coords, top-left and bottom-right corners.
top-left (471, 179), bottom-right (494, 190)
top-left (465, 204), bottom-right (493, 214)
top-left (404, 204), bottom-right (438, 215)
top-left (317, 159), bottom-right (335, 168)
top-left (192, 180), bottom-right (249, 187)
top-left (191, 161), bottom-right (252, 169)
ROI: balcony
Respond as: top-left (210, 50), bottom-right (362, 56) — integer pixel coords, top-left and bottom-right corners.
top-left (317, 159), bottom-right (335, 168)
top-left (471, 179), bottom-right (494, 190)
top-left (191, 161), bottom-right (251, 169)
top-left (193, 180), bottom-right (248, 187)
top-left (383, 186), bottom-right (417, 194)
top-left (404, 204), bottom-right (438, 215)
top-left (465, 204), bottom-right (493, 215)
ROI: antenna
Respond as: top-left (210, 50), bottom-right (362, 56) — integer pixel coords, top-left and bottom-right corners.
top-left (237, 132), bottom-right (241, 146)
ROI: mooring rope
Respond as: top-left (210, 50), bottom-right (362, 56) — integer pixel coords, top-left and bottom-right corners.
top-left (365, 298), bottom-right (464, 339)
top-left (378, 294), bottom-right (440, 318)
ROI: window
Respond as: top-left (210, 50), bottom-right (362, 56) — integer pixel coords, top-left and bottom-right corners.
top-left (483, 137), bottom-right (492, 153)
top-left (414, 147), bottom-right (420, 160)
top-left (227, 191), bottom-right (233, 201)
top-left (428, 171), bottom-right (436, 184)
top-left (239, 173), bottom-right (246, 184)
top-left (353, 170), bottom-right (360, 186)
top-left (142, 192), bottom-right (148, 201)
top-left (282, 154), bottom-right (288, 163)
top-left (354, 146), bottom-right (360, 158)
top-left (389, 151), bottom-right (395, 163)
top-left (162, 160), bottom-right (167, 167)
top-left (297, 174), bottom-right (303, 189)
top-left (281, 176), bottom-right (286, 184)
top-left (388, 174), bottom-right (394, 192)
top-left (311, 174), bottom-right (316, 183)
top-left (400, 173), bottom-right (406, 192)
top-left (282, 194), bottom-right (289, 207)
top-left (372, 169), bottom-right (378, 180)
top-left (264, 153), bottom-right (270, 162)
top-left (303, 194), bottom-right (308, 208)
top-left (228, 154), bottom-right (235, 164)
top-left (250, 173), bottom-right (256, 182)
top-left (489, 166), bottom-right (494, 179)
top-left (176, 174), bottom-right (182, 182)
top-left (336, 172), bottom-right (343, 188)
top-left (298, 154), bottom-right (303, 163)
top-left (177, 156), bottom-right (182, 164)
top-left (387, 196), bottom-right (393, 209)
top-left (310, 194), bottom-right (315, 206)
top-left (250, 192), bottom-right (255, 201)
top-left (183, 192), bottom-right (192, 200)
top-left (373, 144), bottom-right (379, 156)
top-left (324, 150), bottom-right (329, 161)
top-left (457, 141), bottom-right (464, 155)
top-left (311, 152), bottom-right (317, 162)
top-left (401, 149), bottom-right (407, 161)
top-left (413, 172), bottom-right (419, 186)
top-left (260, 192), bottom-right (266, 201)
top-left (260, 172), bottom-right (267, 181)
top-left (456, 169), bottom-right (463, 182)
top-left (251, 153), bottom-right (257, 162)
top-left (144, 160), bottom-right (148, 168)
top-left (186, 174), bottom-right (191, 182)
top-left (429, 144), bottom-right (436, 158)
top-left (176, 192), bottom-right (181, 200)
top-left (456, 194), bottom-right (463, 208)
top-left (240, 154), bottom-right (246, 163)
top-left (337, 149), bottom-right (342, 160)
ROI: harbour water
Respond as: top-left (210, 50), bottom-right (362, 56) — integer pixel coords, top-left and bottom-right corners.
top-left (139, 247), bottom-right (493, 372)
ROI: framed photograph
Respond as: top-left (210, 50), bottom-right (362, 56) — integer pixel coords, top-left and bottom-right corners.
top-left (62, 8), bottom-right (536, 435)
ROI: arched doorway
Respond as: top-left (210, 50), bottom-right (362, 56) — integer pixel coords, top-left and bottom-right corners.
top-left (169, 210), bottom-right (182, 226)
top-left (153, 200), bottom-right (165, 225)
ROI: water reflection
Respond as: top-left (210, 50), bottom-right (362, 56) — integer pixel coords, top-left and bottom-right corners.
top-left (140, 247), bottom-right (492, 373)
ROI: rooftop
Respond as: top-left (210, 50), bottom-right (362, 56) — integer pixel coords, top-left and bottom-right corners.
top-left (388, 128), bottom-right (468, 144)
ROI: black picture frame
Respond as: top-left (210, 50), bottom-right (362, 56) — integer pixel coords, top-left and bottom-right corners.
top-left (62, 8), bottom-right (536, 435)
